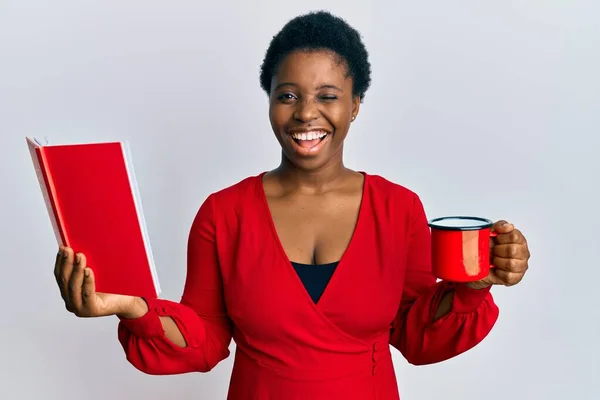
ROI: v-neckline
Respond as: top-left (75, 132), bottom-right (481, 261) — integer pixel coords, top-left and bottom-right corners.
top-left (256, 171), bottom-right (369, 308)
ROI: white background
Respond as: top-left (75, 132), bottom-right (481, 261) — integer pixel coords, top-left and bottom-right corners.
top-left (1, 1), bottom-right (598, 399)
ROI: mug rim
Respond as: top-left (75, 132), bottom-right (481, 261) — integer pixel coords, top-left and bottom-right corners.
top-left (428, 216), bottom-right (494, 231)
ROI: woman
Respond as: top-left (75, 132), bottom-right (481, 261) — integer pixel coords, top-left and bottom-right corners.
top-left (55, 11), bottom-right (530, 399)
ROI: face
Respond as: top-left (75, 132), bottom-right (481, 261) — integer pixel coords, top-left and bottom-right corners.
top-left (268, 50), bottom-right (360, 171)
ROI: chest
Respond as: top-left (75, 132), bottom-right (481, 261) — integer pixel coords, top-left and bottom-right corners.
top-left (217, 189), bottom-right (409, 343)
top-left (266, 191), bottom-right (362, 264)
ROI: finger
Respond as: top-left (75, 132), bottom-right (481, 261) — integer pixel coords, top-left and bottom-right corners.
top-left (490, 268), bottom-right (524, 287)
top-left (53, 247), bottom-right (63, 282)
top-left (491, 220), bottom-right (514, 234)
top-left (495, 229), bottom-right (526, 245)
top-left (493, 243), bottom-right (530, 260)
top-left (54, 247), bottom-right (68, 298)
top-left (59, 247), bottom-right (76, 312)
top-left (68, 253), bottom-right (86, 314)
top-left (475, 271), bottom-right (504, 287)
top-left (81, 266), bottom-right (97, 314)
top-left (493, 256), bottom-right (529, 274)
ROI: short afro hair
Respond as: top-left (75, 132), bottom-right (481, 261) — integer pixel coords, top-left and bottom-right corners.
top-left (259, 10), bottom-right (372, 102)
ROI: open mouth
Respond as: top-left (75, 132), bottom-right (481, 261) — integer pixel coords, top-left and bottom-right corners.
top-left (290, 130), bottom-right (330, 150)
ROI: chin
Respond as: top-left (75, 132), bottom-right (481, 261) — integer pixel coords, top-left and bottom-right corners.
top-left (287, 156), bottom-right (328, 171)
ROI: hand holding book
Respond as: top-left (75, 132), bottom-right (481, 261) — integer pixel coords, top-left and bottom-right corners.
top-left (27, 137), bottom-right (161, 299)
top-left (31, 138), bottom-right (186, 346)
top-left (55, 246), bottom-right (149, 319)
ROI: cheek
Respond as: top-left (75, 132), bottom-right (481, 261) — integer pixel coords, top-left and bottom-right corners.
top-left (269, 105), bottom-right (290, 131)
top-left (323, 105), bottom-right (351, 130)
top-left (326, 98), bottom-right (353, 120)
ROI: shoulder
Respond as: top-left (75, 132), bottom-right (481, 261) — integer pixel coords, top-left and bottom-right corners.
top-left (208, 173), bottom-right (263, 204)
top-left (364, 172), bottom-right (421, 206)
top-left (195, 172), bottom-right (265, 219)
top-left (190, 173), bottom-right (264, 231)
top-left (363, 172), bottom-right (429, 231)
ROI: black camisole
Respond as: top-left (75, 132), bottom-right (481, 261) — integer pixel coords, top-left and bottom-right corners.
top-left (291, 261), bottom-right (339, 304)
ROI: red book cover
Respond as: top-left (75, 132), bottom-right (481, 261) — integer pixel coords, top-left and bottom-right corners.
top-left (26, 137), bottom-right (160, 299)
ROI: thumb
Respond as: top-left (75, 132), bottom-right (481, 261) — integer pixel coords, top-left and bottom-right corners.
top-left (492, 219), bottom-right (514, 233)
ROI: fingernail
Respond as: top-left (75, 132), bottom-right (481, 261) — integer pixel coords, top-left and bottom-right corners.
top-left (502, 222), bottom-right (509, 227)
top-left (84, 268), bottom-right (90, 277)
top-left (75, 254), bottom-right (81, 265)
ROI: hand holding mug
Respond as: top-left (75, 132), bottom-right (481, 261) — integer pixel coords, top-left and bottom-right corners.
top-left (428, 217), bottom-right (530, 288)
top-left (467, 220), bottom-right (530, 289)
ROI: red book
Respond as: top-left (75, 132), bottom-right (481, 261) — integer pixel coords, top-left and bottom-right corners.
top-left (26, 137), bottom-right (160, 299)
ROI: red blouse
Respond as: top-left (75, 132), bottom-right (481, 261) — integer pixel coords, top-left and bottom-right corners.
top-left (118, 172), bottom-right (499, 399)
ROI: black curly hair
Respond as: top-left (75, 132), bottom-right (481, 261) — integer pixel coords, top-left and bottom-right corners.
top-left (259, 10), bottom-right (372, 102)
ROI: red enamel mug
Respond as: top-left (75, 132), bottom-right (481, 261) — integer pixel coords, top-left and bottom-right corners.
top-left (428, 216), bottom-right (497, 282)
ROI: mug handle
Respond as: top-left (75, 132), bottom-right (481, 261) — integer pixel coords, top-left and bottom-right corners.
top-left (489, 230), bottom-right (498, 268)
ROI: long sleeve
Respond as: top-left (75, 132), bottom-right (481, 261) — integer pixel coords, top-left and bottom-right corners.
top-left (117, 193), bottom-right (233, 375)
top-left (389, 194), bottom-right (500, 365)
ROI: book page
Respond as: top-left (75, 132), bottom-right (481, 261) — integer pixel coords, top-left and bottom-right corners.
top-left (121, 142), bottom-right (161, 296)
top-left (25, 137), bottom-right (65, 246)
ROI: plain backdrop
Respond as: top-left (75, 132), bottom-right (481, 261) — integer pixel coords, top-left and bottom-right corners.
top-left (1, 1), bottom-right (598, 399)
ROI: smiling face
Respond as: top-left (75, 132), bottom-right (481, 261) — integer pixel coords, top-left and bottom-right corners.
top-left (268, 50), bottom-right (360, 171)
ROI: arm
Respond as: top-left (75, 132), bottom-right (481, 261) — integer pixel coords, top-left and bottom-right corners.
top-left (116, 298), bottom-right (186, 347)
top-left (117, 194), bottom-right (233, 375)
top-left (389, 194), bottom-right (499, 365)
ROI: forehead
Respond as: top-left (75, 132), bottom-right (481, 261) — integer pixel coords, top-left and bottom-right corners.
top-left (272, 50), bottom-right (350, 88)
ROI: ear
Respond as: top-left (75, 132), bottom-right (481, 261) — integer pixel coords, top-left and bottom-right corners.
top-left (351, 95), bottom-right (361, 121)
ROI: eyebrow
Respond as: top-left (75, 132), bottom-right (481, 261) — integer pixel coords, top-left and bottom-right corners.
top-left (273, 82), bottom-right (344, 92)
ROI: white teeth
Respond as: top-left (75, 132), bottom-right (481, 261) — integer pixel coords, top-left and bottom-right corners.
top-left (291, 131), bottom-right (328, 140)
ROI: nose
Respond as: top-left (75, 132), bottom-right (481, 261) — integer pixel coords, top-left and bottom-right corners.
top-left (293, 99), bottom-right (319, 122)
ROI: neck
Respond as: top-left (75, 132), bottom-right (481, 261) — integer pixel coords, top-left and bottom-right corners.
top-left (275, 152), bottom-right (348, 193)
